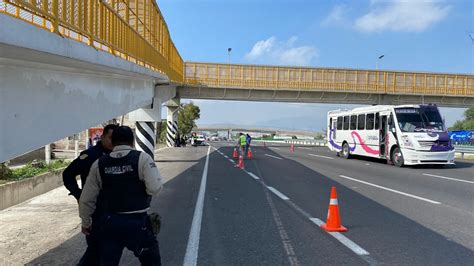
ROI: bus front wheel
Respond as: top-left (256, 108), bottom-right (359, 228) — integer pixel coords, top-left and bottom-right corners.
top-left (391, 147), bottom-right (404, 167)
top-left (342, 143), bottom-right (351, 159)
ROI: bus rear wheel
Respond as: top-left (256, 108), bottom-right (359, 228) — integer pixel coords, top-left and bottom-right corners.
top-left (391, 147), bottom-right (404, 167)
top-left (342, 143), bottom-right (351, 159)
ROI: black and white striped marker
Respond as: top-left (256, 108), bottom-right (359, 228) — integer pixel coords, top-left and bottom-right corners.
top-left (135, 122), bottom-right (155, 159)
top-left (166, 120), bottom-right (178, 147)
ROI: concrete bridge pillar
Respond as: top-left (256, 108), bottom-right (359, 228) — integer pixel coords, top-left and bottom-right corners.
top-left (165, 98), bottom-right (180, 147)
top-left (129, 98), bottom-right (162, 159)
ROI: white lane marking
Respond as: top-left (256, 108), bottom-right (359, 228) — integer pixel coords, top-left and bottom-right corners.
top-left (183, 146), bottom-right (211, 266)
top-left (223, 155), bottom-right (229, 158)
top-left (265, 154), bottom-right (283, 160)
top-left (422, 173), bottom-right (474, 184)
top-left (271, 147), bottom-right (281, 150)
top-left (309, 218), bottom-right (370, 256)
top-left (267, 186), bottom-right (290, 200)
top-left (300, 147), bottom-right (312, 150)
top-left (247, 172), bottom-right (260, 180)
top-left (228, 159), bottom-right (234, 163)
top-left (308, 153), bottom-right (334, 160)
top-left (338, 175), bottom-right (441, 205)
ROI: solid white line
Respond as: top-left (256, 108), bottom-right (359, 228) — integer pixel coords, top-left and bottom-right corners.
top-left (309, 218), bottom-right (370, 256)
top-left (267, 186), bottom-right (290, 200)
top-left (265, 154), bottom-right (283, 160)
top-left (300, 147), bottom-right (312, 150)
top-left (183, 146), bottom-right (211, 266)
top-left (308, 153), bottom-right (334, 160)
top-left (247, 172), bottom-right (260, 180)
top-left (338, 175), bottom-right (441, 205)
top-left (422, 173), bottom-right (474, 184)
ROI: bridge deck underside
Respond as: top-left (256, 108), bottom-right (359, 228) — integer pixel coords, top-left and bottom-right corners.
top-left (178, 85), bottom-right (474, 107)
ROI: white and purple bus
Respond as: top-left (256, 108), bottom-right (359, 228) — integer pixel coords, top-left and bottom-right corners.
top-left (327, 104), bottom-right (455, 167)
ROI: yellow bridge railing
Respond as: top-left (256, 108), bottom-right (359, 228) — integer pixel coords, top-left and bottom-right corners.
top-left (0, 0), bottom-right (183, 82)
top-left (184, 62), bottom-right (474, 97)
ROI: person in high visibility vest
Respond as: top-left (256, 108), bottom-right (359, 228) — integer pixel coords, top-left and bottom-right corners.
top-left (237, 133), bottom-right (247, 157)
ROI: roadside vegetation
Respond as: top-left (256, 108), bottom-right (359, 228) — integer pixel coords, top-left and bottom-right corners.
top-left (159, 102), bottom-right (201, 143)
top-left (0, 160), bottom-right (70, 185)
top-left (449, 107), bottom-right (474, 130)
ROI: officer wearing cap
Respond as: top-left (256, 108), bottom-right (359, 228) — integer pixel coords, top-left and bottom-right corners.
top-left (62, 124), bottom-right (118, 265)
top-left (79, 126), bottom-right (163, 265)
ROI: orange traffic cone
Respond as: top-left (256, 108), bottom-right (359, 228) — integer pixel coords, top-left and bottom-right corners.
top-left (247, 148), bottom-right (253, 159)
top-left (238, 155), bottom-right (245, 169)
top-left (232, 147), bottom-right (238, 159)
top-left (290, 144), bottom-right (295, 153)
top-left (320, 186), bottom-right (347, 232)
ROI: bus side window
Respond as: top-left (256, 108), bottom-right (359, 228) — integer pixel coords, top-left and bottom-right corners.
top-left (358, 114), bottom-right (366, 130)
top-left (329, 118), bottom-right (332, 129)
top-left (366, 113), bottom-right (375, 130)
top-left (350, 115), bottom-right (357, 130)
top-left (343, 116), bottom-right (349, 130)
top-left (375, 113), bottom-right (380, 129)
top-left (337, 117), bottom-right (343, 130)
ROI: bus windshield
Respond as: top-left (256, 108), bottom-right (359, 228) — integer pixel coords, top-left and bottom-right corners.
top-left (395, 106), bottom-right (444, 132)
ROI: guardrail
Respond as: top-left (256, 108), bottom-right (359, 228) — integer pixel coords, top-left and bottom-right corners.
top-left (285, 139), bottom-right (327, 146)
top-left (454, 145), bottom-right (474, 159)
top-left (184, 62), bottom-right (474, 97)
top-left (1, 0), bottom-right (183, 81)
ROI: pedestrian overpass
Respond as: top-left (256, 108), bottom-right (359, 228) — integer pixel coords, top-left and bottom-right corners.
top-left (1, 0), bottom-right (473, 162)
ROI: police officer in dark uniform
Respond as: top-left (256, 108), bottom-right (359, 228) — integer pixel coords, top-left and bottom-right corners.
top-left (62, 124), bottom-right (118, 265)
top-left (79, 126), bottom-right (163, 266)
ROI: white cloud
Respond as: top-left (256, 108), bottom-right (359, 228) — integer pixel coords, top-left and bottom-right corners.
top-left (355, 0), bottom-right (451, 33)
top-left (245, 36), bottom-right (318, 66)
top-left (321, 5), bottom-right (349, 27)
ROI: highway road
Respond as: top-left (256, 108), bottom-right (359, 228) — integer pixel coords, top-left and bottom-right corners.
top-left (155, 142), bottom-right (474, 265)
top-left (18, 142), bottom-right (473, 265)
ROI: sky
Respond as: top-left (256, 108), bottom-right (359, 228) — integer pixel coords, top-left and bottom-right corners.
top-left (157, 0), bottom-right (473, 131)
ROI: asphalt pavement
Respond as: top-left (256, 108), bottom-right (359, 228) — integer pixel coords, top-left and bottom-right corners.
top-left (9, 142), bottom-right (474, 265)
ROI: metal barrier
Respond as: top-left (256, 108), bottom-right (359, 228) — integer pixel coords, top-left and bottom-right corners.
top-left (285, 139), bottom-right (327, 146)
top-left (454, 145), bottom-right (474, 159)
top-left (184, 62), bottom-right (474, 97)
top-left (0, 0), bottom-right (183, 82)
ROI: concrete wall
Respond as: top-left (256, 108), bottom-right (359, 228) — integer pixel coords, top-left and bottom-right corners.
top-left (0, 169), bottom-right (66, 210)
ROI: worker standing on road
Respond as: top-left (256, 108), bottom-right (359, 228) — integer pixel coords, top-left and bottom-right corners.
top-left (237, 133), bottom-right (247, 158)
top-left (62, 124), bottom-right (118, 266)
top-left (245, 133), bottom-right (252, 155)
top-left (79, 126), bottom-right (163, 265)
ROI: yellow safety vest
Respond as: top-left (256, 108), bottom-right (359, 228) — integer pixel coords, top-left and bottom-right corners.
top-left (240, 135), bottom-right (247, 146)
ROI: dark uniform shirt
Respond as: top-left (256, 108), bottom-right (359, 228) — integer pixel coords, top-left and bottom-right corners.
top-left (62, 141), bottom-right (108, 200)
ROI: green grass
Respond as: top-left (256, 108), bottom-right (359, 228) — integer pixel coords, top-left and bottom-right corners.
top-left (0, 160), bottom-right (70, 184)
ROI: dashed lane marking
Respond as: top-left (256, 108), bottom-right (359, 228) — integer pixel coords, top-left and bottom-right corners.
top-left (247, 172), bottom-right (260, 180)
top-left (309, 218), bottom-right (370, 256)
top-left (422, 173), bottom-right (474, 184)
top-left (338, 175), bottom-right (441, 205)
top-left (267, 186), bottom-right (290, 200)
top-left (308, 154), bottom-right (334, 160)
top-left (265, 154), bottom-right (283, 160)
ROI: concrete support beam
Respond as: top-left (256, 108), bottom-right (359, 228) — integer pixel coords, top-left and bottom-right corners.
top-left (0, 14), bottom-right (170, 163)
top-left (177, 86), bottom-right (474, 107)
